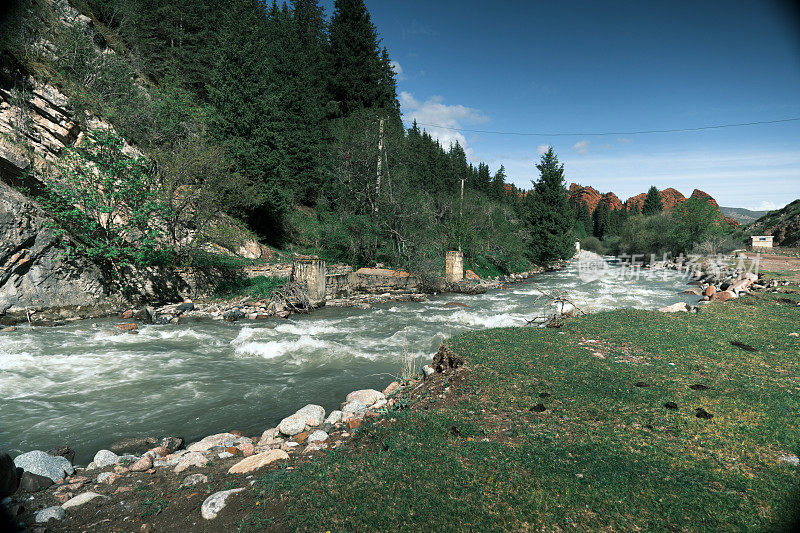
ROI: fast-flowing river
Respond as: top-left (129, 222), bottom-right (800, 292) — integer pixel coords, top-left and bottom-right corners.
top-left (1, 260), bottom-right (697, 462)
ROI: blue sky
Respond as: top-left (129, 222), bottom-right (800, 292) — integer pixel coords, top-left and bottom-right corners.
top-left (324, 1), bottom-right (800, 210)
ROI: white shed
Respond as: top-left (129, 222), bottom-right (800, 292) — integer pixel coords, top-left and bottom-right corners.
top-left (751, 235), bottom-right (774, 248)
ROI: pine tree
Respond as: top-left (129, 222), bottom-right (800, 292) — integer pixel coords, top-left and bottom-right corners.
top-left (642, 185), bottom-right (663, 215)
top-left (476, 162), bottom-right (491, 194)
top-left (207, 0), bottom-right (285, 236)
top-left (525, 147), bottom-right (575, 264)
top-left (593, 201), bottom-right (611, 239)
top-left (491, 165), bottom-right (507, 200)
top-left (329, 0), bottom-right (395, 117)
top-left (575, 201), bottom-right (593, 236)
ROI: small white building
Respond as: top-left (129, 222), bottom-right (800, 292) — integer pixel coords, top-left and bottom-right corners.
top-left (751, 235), bottom-right (774, 248)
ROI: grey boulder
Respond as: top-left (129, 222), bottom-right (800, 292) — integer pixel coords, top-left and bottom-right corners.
top-left (92, 449), bottom-right (120, 468)
top-left (201, 488), bottom-right (244, 520)
top-left (13, 450), bottom-right (74, 482)
top-left (35, 505), bottom-right (65, 523)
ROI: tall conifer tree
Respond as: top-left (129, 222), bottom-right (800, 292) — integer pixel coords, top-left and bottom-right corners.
top-left (526, 148), bottom-right (575, 263)
top-left (642, 186), bottom-right (664, 215)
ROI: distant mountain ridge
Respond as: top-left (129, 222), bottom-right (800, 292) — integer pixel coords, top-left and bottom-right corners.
top-left (567, 184), bottom-right (741, 227)
top-left (720, 206), bottom-right (769, 224)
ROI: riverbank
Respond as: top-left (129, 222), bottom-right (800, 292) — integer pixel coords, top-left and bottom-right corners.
top-left (0, 260), bottom-right (555, 328)
top-left (3, 281), bottom-right (798, 531)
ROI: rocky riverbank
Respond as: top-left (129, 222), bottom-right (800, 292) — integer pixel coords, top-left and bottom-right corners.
top-left (652, 253), bottom-right (796, 312)
top-left (0, 260), bottom-right (556, 328)
top-left (0, 352), bottom-right (452, 531)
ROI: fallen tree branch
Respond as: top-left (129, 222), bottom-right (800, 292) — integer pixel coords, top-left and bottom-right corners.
top-left (526, 286), bottom-right (585, 327)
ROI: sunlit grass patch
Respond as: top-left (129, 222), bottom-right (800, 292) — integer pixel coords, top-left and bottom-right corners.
top-left (243, 291), bottom-right (800, 531)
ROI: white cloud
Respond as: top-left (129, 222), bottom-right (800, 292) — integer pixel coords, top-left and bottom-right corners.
top-left (400, 91), bottom-right (488, 155)
top-left (572, 140), bottom-right (590, 155)
top-left (390, 60), bottom-right (406, 81)
top-left (536, 144), bottom-right (550, 155)
top-left (757, 201), bottom-right (786, 211)
top-left (617, 137), bottom-right (633, 144)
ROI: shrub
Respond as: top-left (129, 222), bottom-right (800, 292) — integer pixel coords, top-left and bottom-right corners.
top-left (580, 236), bottom-right (604, 255)
top-left (37, 128), bottom-right (172, 272)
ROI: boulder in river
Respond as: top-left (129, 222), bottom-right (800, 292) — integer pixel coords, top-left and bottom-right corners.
top-left (345, 389), bottom-right (385, 407)
top-left (324, 410), bottom-right (343, 425)
top-left (278, 405), bottom-right (325, 436)
top-left (13, 450), bottom-right (74, 482)
top-left (109, 436), bottom-right (159, 455)
top-left (186, 433), bottom-right (243, 453)
top-left (159, 436), bottom-right (185, 454)
top-left (175, 301), bottom-right (195, 314)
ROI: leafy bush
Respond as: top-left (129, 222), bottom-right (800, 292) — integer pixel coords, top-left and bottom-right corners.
top-left (37, 128), bottom-right (172, 271)
top-left (580, 236), bottom-right (604, 255)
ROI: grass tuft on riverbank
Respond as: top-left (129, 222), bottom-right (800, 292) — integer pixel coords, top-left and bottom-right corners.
top-left (214, 275), bottom-right (286, 300)
top-left (243, 291), bottom-right (800, 531)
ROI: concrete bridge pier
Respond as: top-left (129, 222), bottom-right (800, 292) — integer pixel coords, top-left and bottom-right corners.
top-left (291, 256), bottom-right (326, 307)
top-left (446, 251), bottom-right (463, 283)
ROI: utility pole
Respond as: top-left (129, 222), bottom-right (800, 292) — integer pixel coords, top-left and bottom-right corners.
top-left (459, 175), bottom-right (465, 252)
top-left (374, 117), bottom-right (384, 213)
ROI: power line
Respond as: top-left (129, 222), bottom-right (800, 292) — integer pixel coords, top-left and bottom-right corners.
top-left (404, 116), bottom-right (800, 137)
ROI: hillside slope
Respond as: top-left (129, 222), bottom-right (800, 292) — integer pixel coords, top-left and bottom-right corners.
top-left (721, 206), bottom-right (768, 224)
top-left (747, 199), bottom-right (800, 247)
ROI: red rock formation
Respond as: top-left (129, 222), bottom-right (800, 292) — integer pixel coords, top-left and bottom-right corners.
top-left (599, 192), bottom-right (622, 210)
top-left (568, 183), bottom-right (602, 211)
top-left (624, 188), bottom-right (686, 211)
top-left (724, 216), bottom-right (740, 228)
top-left (690, 189), bottom-right (719, 208)
top-left (625, 192), bottom-right (647, 211)
top-left (660, 188), bottom-right (687, 210)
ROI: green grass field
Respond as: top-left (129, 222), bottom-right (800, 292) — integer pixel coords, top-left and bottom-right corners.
top-left (243, 291), bottom-right (800, 532)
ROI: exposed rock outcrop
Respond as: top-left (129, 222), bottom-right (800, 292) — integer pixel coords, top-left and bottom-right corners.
top-left (569, 183), bottom-right (602, 211)
top-left (625, 187), bottom-right (687, 211)
top-left (599, 192), bottom-right (622, 210)
top-left (690, 189), bottom-right (719, 208)
top-left (568, 183), bottom-right (622, 212)
top-left (0, 179), bottom-right (119, 322)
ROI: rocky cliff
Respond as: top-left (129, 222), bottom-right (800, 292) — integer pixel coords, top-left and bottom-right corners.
top-left (568, 184), bottom-right (623, 211)
top-left (624, 187), bottom-right (687, 211)
top-left (0, 179), bottom-right (119, 323)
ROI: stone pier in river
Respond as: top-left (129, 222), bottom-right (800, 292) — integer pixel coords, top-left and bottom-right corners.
top-left (446, 251), bottom-right (464, 283)
top-left (291, 256), bottom-right (327, 307)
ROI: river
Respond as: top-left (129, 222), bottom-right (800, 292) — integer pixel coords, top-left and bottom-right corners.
top-left (0, 260), bottom-right (698, 462)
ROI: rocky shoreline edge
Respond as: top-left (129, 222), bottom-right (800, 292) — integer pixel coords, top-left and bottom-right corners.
top-left (652, 253), bottom-right (795, 313)
top-left (0, 263), bottom-right (562, 330)
top-left (0, 344), bottom-right (461, 530)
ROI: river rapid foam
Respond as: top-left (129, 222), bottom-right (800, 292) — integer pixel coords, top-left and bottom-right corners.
top-left (0, 261), bottom-right (698, 462)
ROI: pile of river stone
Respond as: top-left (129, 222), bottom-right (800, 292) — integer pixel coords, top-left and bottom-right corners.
top-left (0, 382), bottom-right (407, 527)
